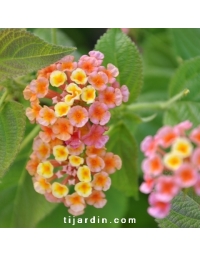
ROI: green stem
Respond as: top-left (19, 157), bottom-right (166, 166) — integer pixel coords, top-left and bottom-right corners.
top-left (20, 125), bottom-right (40, 151)
top-left (126, 89), bottom-right (189, 112)
top-left (51, 28), bottom-right (57, 44)
top-left (0, 88), bottom-right (8, 108)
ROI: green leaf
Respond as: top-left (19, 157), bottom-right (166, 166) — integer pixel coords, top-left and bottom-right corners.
top-left (0, 28), bottom-right (76, 82)
top-left (138, 31), bottom-right (178, 102)
top-left (95, 28), bottom-right (143, 103)
top-left (0, 101), bottom-right (26, 177)
top-left (107, 123), bottom-right (138, 198)
top-left (36, 186), bottom-right (129, 228)
top-left (170, 28), bottom-right (200, 60)
top-left (0, 123), bottom-right (57, 227)
top-left (164, 101), bottom-right (200, 127)
top-left (169, 56), bottom-right (200, 102)
top-left (156, 191), bottom-right (200, 228)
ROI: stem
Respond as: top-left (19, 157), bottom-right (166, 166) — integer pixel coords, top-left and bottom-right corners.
top-left (20, 125), bottom-right (40, 151)
top-left (126, 89), bottom-right (189, 112)
top-left (0, 88), bottom-right (8, 108)
top-left (51, 28), bottom-right (57, 44)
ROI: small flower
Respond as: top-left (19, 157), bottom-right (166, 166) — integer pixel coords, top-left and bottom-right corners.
top-left (81, 86), bottom-right (96, 104)
top-left (102, 152), bottom-right (122, 174)
top-left (86, 146), bottom-right (106, 157)
top-left (39, 125), bottom-right (55, 143)
top-left (75, 182), bottom-right (92, 197)
top-left (86, 190), bottom-right (107, 208)
top-left (52, 182), bottom-right (69, 198)
top-left (98, 87), bottom-right (122, 108)
top-left (86, 155), bottom-right (105, 172)
top-left (171, 137), bottom-right (193, 158)
top-left (26, 101), bottom-right (42, 123)
top-left (26, 155), bottom-right (40, 176)
top-left (53, 145), bottom-right (69, 162)
top-left (120, 85), bottom-right (130, 103)
top-left (54, 102), bottom-right (70, 117)
top-left (29, 77), bottom-right (49, 98)
top-left (52, 118), bottom-right (73, 141)
top-left (92, 172), bottom-right (111, 191)
top-left (50, 70), bottom-right (67, 87)
top-left (89, 50), bottom-right (104, 66)
top-left (139, 174), bottom-right (155, 194)
top-left (37, 161), bottom-right (54, 178)
top-left (33, 176), bottom-right (52, 194)
top-left (140, 136), bottom-right (158, 157)
top-left (78, 55), bottom-right (98, 75)
top-left (64, 83), bottom-right (82, 105)
top-left (142, 154), bottom-right (163, 177)
top-left (65, 192), bottom-right (85, 213)
top-left (89, 102), bottom-right (110, 125)
top-left (57, 55), bottom-right (77, 72)
top-left (69, 155), bottom-right (84, 167)
top-left (99, 63), bottom-right (119, 83)
top-left (38, 64), bottom-right (57, 79)
top-left (37, 106), bottom-right (57, 126)
top-left (82, 125), bottom-right (109, 148)
top-left (163, 152), bottom-right (182, 171)
top-left (77, 165), bottom-right (91, 182)
top-left (147, 193), bottom-right (171, 219)
top-left (68, 106), bottom-right (89, 127)
top-left (23, 85), bottom-right (37, 102)
top-left (33, 138), bottom-right (51, 160)
top-left (175, 163), bottom-right (197, 188)
top-left (70, 68), bottom-right (87, 84)
top-left (88, 71), bottom-right (108, 91)
top-left (155, 176), bottom-right (180, 202)
top-left (156, 126), bottom-right (177, 148)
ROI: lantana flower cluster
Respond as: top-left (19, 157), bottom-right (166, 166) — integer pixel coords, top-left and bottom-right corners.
top-left (23, 50), bottom-right (129, 216)
top-left (140, 120), bottom-right (200, 219)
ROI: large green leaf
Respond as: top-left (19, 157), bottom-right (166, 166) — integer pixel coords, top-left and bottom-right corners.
top-left (170, 28), bottom-right (200, 60)
top-left (164, 101), bottom-right (200, 127)
top-left (0, 28), bottom-right (76, 82)
top-left (0, 123), bottom-right (57, 227)
top-left (95, 28), bottom-right (143, 103)
top-left (169, 57), bottom-right (200, 102)
top-left (0, 101), bottom-right (26, 177)
top-left (106, 123), bottom-right (138, 198)
top-left (156, 191), bottom-right (200, 228)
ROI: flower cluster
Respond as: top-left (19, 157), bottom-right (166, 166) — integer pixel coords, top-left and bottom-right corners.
top-left (140, 120), bottom-right (200, 219)
top-left (23, 50), bottom-right (129, 216)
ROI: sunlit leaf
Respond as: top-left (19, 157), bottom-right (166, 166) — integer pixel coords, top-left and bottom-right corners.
top-left (0, 28), bottom-right (76, 82)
